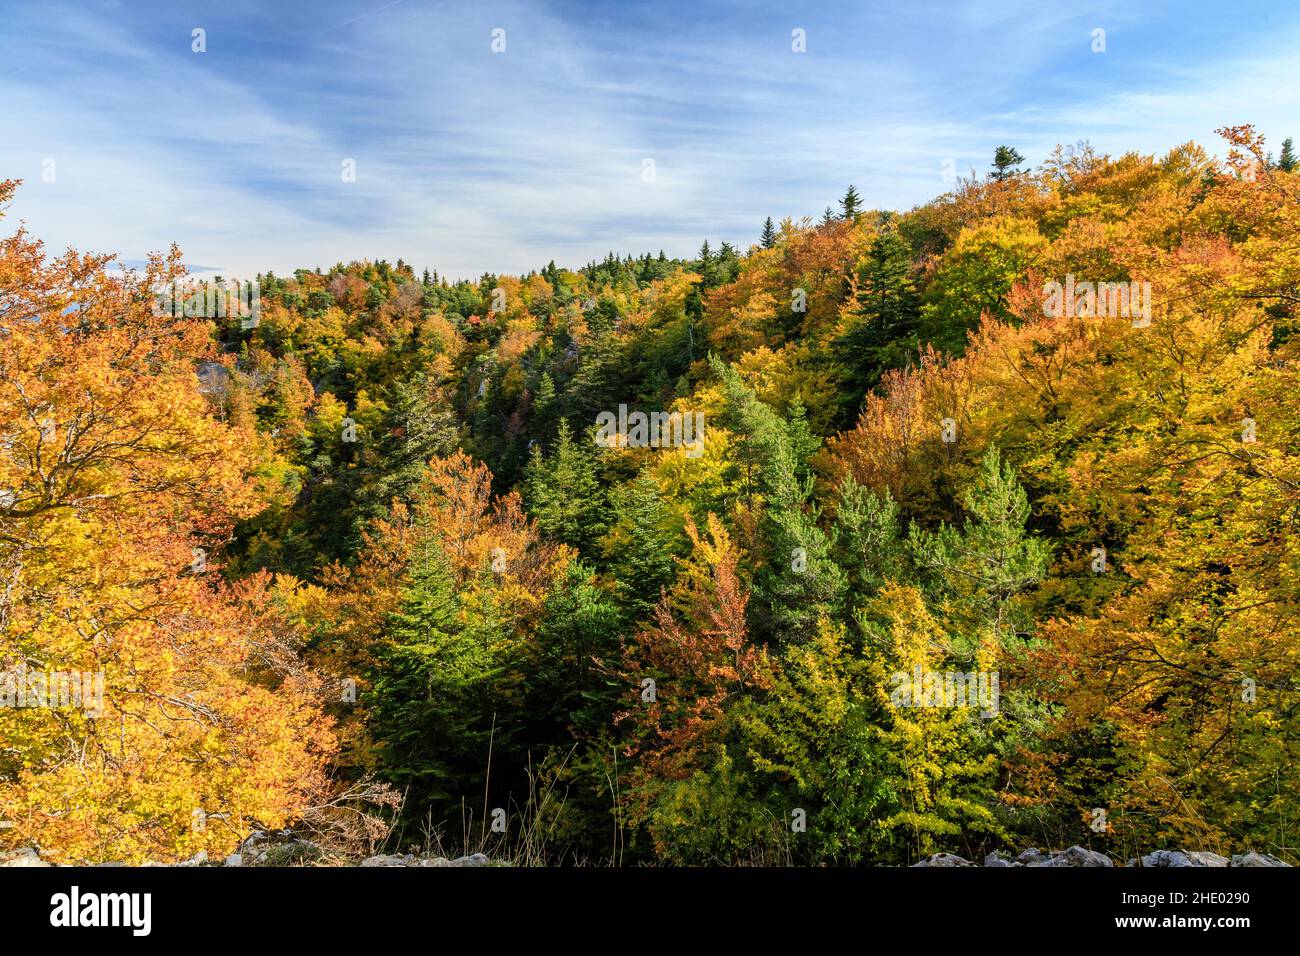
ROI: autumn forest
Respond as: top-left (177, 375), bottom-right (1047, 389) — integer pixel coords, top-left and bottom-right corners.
top-left (2, 126), bottom-right (1298, 867)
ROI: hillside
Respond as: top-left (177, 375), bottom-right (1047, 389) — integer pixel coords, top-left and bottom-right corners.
top-left (1, 126), bottom-right (1297, 866)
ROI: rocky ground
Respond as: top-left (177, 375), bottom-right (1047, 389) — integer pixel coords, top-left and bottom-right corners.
top-left (0, 830), bottom-right (497, 868)
top-left (2, 838), bottom-right (1291, 868)
top-left (913, 847), bottom-right (1291, 867)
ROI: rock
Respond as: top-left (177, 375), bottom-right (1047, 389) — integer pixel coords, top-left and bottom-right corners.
top-left (1015, 846), bottom-right (1111, 867)
top-left (1231, 852), bottom-right (1290, 867)
top-left (253, 839), bottom-right (323, 866)
top-left (360, 853), bottom-right (414, 867)
top-left (1057, 846), bottom-right (1113, 867)
top-left (416, 857), bottom-right (453, 867)
top-left (239, 830), bottom-right (269, 854)
top-left (0, 847), bottom-right (49, 867)
top-left (984, 851), bottom-right (1018, 867)
top-left (180, 850), bottom-right (209, 866)
top-left (224, 854), bottom-right (243, 867)
top-left (449, 852), bottom-right (490, 867)
top-left (1132, 850), bottom-right (1227, 868)
top-left (911, 852), bottom-right (975, 867)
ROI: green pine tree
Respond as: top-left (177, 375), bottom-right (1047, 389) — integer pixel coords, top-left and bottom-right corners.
top-left (908, 445), bottom-right (1051, 651)
top-left (524, 418), bottom-right (606, 554)
top-left (991, 145), bottom-right (1026, 181)
top-left (606, 473), bottom-right (680, 613)
top-left (840, 185), bottom-right (863, 221)
top-left (369, 538), bottom-right (499, 811)
top-left (832, 225), bottom-right (921, 423)
top-left (1278, 137), bottom-right (1297, 173)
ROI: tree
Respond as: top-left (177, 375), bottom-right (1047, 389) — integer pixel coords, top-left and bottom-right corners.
top-left (761, 216), bottom-right (777, 249)
top-left (604, 473), bottom-right (681, 614)
top-left (0, 180), bottom-right (333, 864)
top-left (832, 477), bottom-right (908, 599)
top-left (865, 585), bottom-right (1002, 862)
top-left (908, 445), bottom-right (1051, 651)
top-left (523, 418), bottom-right (606, 555)
top-left (619, 513), bottom-right (772, 862)
top-left (917, 215), bottom-right (1048, 355)
top-left (833, 224), bottom-right (921, 415)
top-left (368, 536), bottom-right (497, 810)
top-left (741, 617), bottom-right (890, 863)
top-left (840, 185), bottom-right (864, 221)
top-left (1278, 136), bottom-right (1297, 172)
top-left (991, 145), bottom-right (1025, 180)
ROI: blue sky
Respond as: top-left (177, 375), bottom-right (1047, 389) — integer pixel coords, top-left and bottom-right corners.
top-left (2, 0), bottom-right (1298, 279)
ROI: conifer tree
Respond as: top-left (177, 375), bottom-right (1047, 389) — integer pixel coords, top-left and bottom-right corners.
top-left (840, 185), bottom-right (864, 221)
top-left (991, 145), bottom-right (1026, 180)
top-left (908, 446), bottom-right (1050, 650)
top-left (1278, 136), bottom-right (1297, 172)
top-left (369, 537), bottom-right (498, 809)
top-left (606, 473), bottom-right (680, 613)
top-left (523, 418), bottom-right (606, 554)
top-left (833, 224), bottom-right (921, 417)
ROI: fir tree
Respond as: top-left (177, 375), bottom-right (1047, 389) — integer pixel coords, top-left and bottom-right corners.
top-left (1278, 137), bottom-right (1297, 173)
top-left (606, 473), bottom-right (679, 613)
top-left (991, 145), bottom-right (1026, 180)
top-left (908, 445), bottom-right (1051, 650)
top-left (369, 538), bottom-right (498, 809)
top-left (840, 185), bottom-right (863, 221)
top-left (523, 418), bottom-right (606, 554)
top-left (832, 224), bottom-right (921, 420)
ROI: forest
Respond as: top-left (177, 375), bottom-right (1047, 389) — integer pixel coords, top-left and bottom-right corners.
top-left (1, 125), bottom-right (1297, 866)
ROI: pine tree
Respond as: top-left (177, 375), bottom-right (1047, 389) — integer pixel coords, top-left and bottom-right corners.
top-left (606, 473), bottom-right (680, 613)
top-left (908, 445), bottom-right (1051, 650)
top-left (840, 185), bottom-right (863, 221)
top-left (833, 477), bottom-right (908, 597)
top-left (523, 418), bottom-right (606, 554)
top-left (761, 216), bottom-right (777, 248)
top-left (832, 224), bottom-right (921, 418)
top-left (1278, 137), bottom-right (1297, 173)
top-left (991, 145), bottom-right (1026, 180)
top-left (533, 370), bottom-right (557, 424)
top-left (697, 239), bottom-right (716, 287)
top-left (711, 358), bottom-right (843, 639)
top-left (369, 537), bottom-right (497, 809)
top-left (528, 560), bottom-right (624, 738)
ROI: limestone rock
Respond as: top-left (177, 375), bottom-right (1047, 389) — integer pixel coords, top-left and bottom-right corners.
top-left (0, 847), bottom-right (49, 867)
top-left (911, 852), bottom-right (976, 867)
top-left (1231, 852), bottom-right (1290, 867)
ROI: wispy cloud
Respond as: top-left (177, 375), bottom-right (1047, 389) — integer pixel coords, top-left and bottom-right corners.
top-left (1, 0), bottom-right (1297, 279)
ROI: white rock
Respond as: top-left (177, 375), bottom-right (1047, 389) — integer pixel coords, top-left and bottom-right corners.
top-left (1231, 852), bottom-right (1290, 867)
top-left (0, 848), bottom-right (49, 867)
